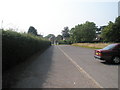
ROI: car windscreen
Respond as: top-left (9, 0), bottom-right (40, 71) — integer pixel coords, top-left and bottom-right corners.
top-left (103, 44), bottom-right (116, 50)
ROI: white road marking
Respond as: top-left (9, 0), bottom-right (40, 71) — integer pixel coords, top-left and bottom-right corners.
top-left (73, 82), bottom-right (76, 85)
top-left (57, 46), bottom-right (103, 88)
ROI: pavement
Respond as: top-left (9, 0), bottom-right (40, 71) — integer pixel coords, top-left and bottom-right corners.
top-left (2, 45), bottom-right (118, 88)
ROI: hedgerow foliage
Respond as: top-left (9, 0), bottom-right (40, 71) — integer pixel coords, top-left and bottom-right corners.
top-left (2, 30), bottom-right (51, 71)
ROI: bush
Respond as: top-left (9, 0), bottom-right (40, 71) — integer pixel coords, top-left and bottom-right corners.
top-left (59, 40), bottom-right (72, 45)
top-left (2, 30), bottom-right (51, 71)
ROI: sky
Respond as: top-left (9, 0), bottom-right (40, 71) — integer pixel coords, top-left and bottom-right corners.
top-left (0, 0), bottom-right (119, 36)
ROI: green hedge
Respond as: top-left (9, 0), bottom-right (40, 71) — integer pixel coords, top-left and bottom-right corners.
top-left (2, 30), bottom-right (51, 71)
top-left (59, 40), bottom-right (72, 45)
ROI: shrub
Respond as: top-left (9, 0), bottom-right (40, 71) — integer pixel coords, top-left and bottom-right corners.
top-left (59, 40), bottom-right (72, 45)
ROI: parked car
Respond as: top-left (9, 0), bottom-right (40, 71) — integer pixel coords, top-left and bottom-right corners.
top-left (94, 44), bottom-right (120, 63)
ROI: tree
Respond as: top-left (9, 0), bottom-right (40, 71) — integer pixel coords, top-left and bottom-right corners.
top-left (70, 21), bottom-right (97, 43)
top-left (101, 21), bottom-right (114, 42)
top-left (80, 21), bottom-right (96, 42)
top-left (28, 26), bottom-right (37, 36)
top-left (69, 27), bottom-right (76, 43)
top-left (45, 34), bottom-right (55, 44)
top-left (56, 35), bottom-right (63, 41)
top-left (61, 26), bottom-right (70, 40)
top-left (112, 16), bottom-right (120, 42)
top-left (101, 16), bottom-right (120, 42)
top-left (45, 34), bottom-right (55, 39)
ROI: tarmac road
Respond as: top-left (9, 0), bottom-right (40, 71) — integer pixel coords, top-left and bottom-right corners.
top-left (3, 45), bottom-right (118, 88)
top-left (58, 45), bottom-right (118, 88)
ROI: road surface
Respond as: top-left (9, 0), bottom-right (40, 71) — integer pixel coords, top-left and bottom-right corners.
top-left (3, 45), bottom-right (118, 88)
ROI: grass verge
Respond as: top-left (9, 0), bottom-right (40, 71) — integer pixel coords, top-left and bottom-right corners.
top-left (72, 43), bottom-right (113, 49)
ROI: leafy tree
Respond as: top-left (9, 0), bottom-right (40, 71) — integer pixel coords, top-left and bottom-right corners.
top-left (101, 21), bottom-right (114, 42)
top-left (56, 35), bottom-right (63, 41)
top-left (69, 27), bottom-right (76, 43)
top-left (45, 34), bottom-right (55, 39)
top-left (70, 21), bottom-right (97, 43)
top-left (101, 16), bottom-right (120, 42)
top-left (45, 34), bottom-right (55, 44)
top-left (28, 26), bottom-right (37, 36)
top-left (62, 26), bottom-right (70, 40)
top-left (112, 16), bottom-right (120, 42)
top-left (80, 21), bottom-right (96, 42)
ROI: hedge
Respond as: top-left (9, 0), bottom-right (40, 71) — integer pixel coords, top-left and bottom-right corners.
top-left (59, 40), bottom-right (72, 45)
top-left (2, 30), bottom-right (51, 71)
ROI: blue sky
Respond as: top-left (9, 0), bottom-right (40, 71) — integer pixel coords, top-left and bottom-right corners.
top-left (0, 0), bottom-right (119, 36)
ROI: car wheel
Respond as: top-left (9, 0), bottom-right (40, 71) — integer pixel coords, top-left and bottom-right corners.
top-left (112, 56), bottom-right (120, 64)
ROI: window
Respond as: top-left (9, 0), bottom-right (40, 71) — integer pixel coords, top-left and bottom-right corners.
top-left (103, 44), bottom-right (116, 50)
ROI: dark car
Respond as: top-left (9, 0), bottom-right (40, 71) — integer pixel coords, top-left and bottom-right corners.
top-left (94, 43), bottom-right (120, 63)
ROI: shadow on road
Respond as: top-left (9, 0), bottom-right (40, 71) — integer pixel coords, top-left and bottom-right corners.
top-left (2, 46), bottom-right (54, 88)
top-left (101, 61), bottom-right (120, 66)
